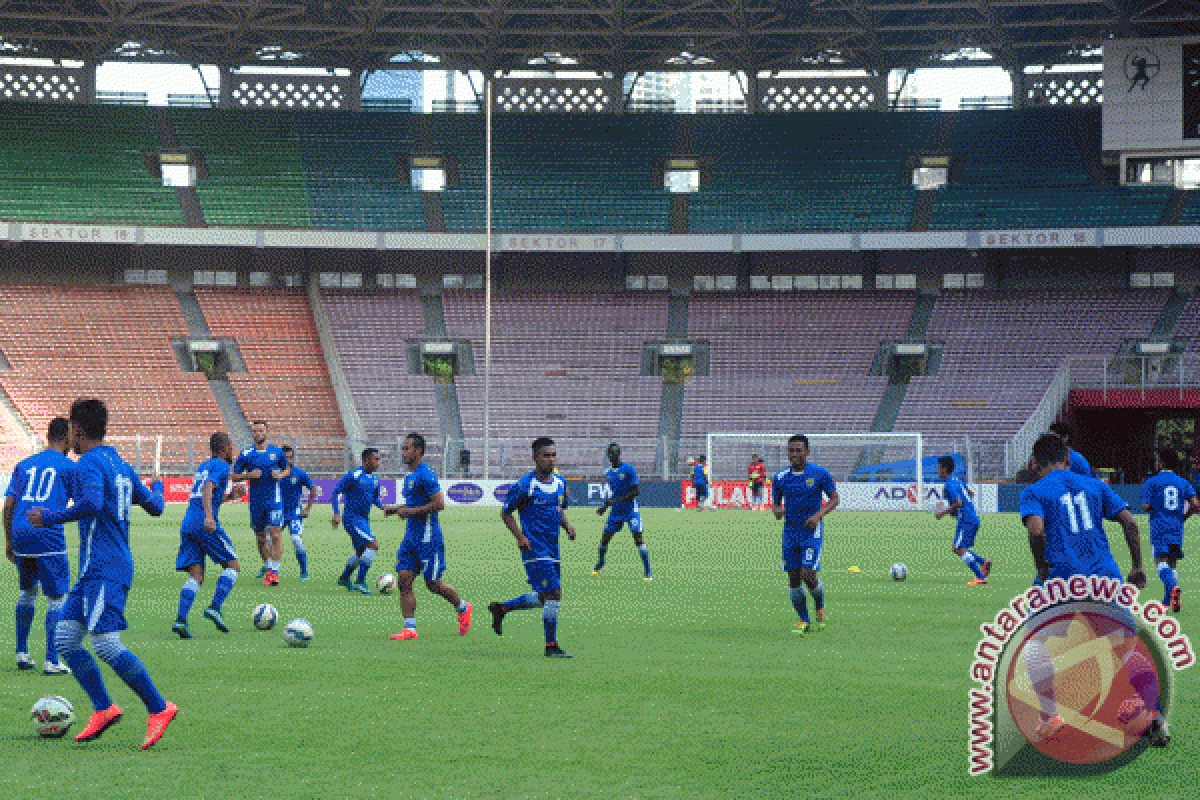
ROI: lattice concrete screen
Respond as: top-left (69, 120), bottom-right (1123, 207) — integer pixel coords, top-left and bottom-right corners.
top-left (1026, 73), bottom-right (1103, 106)
top-left (0, 67), bottom-right (85, 103)
top-left (495, 80), bottom-right (612, 112)
top-left (226, 73), bottom-right (354, 109)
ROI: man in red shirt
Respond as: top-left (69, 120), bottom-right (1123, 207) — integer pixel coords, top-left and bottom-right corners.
top-left (748, 456), bottom-right (767, 511)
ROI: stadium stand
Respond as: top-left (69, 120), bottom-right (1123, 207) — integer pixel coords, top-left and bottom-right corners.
top-left (893, 289), bottom-right (1170, 440)
top-left (442, 289), bottom-right (667, 471)
top-left (170, 108), bottom-right (313, 228)
top-left (0, 104), bottom-right (184, 226)
top-left (680, 292), bottom-right (915, 474)
top-left (689, 113), bottom-right (932, 232)
top-left (319, 289), bottom-right (440, 438)
top-left (929, 109), bottom-right (1172, 229)
top-left (194, 288), bottom-right (345, 442)
top-left (0, 283), bottom-right (223, 466)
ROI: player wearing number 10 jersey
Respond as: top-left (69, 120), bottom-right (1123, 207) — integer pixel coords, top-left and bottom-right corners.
top-left (4, 417), bottom-right (75, 675)
top-left (1140, 448), bottom-right (1199, 612)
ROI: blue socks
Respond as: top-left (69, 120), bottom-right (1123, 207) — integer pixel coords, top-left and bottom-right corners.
top-left (542, 600), bottom-right (560, 645)
top-left (211, 569), bottom-right (237, 610)
top-left (962, 552), bottom-right (985, 580)
top-left (341, 555), bottom-right (358, 580)
top-left (64, 648), bottom-right (113, 711)
top-left (294, 544), bottom-right (308, 573)
top-left (177, 578), bottom-right (199, 621)
top-left (790, 587), bottom-right (809, 623)
top-left (810, 581), bottom-right (825, 611)
top-left (356, 550), bottom-right (376, 584)
top-left (638, 544), bottom-right (652, 575)
top-left (1159, 563), bottom-right (1178, 605)
top-left (594, 545), bottom-right (608, 570)
top-left (44, 599), bottom-right (62, 663)
top-left (110, 651), bottom-right (167, 714)
top-left (15, 594), bottom-right (35, 654)
top-left (503, 593), bottom-right (542, 611)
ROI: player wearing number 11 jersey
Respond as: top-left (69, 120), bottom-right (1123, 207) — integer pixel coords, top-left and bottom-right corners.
top-left (1140, 448), bottom-right (1199, 612)
top-left (31, 398), bottom-right (177, 749)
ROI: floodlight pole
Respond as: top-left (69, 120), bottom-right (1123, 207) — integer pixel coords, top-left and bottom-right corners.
top-left (483, 76), bottom-right (493, 479)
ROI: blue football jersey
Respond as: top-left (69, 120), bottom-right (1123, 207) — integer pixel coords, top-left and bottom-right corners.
top-left (332, 467), bottom-right (382, 519)
top-left (692, 463), bottom-right (708, 487)
top-left (401, 462), bottom-right (443, 543)
top-left (772, 464), bottom-right (836, 529)
top-left (1069, 449), bottom-right (1093, 478)
top-left (5, 449), bottom-right (76, 557)
top-left (1019, 469), bottom-right (1127, 577)
top-left (181, 458), bottom-right (231, 532)
top-left (280, 467), bottom-right (314, 521)
top-left (943, 476), bottom-right (980, 527)
top-left (1140, 469), bottom-right (1196, 540)
top-left (503, 471), bottom-right (567, 563)
top-left (605, 462), bottom-right (639, 516)
top-left (41, 445), bottom-right (164, 588)
top-left (232, 446), bottom-right (288, 507)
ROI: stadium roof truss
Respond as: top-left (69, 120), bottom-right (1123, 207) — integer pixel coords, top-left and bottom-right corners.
top-left (1, 1), bottom-right (1199, 76)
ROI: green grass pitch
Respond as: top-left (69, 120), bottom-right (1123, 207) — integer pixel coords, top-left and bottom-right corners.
top-left (1, 506), bottom-right (1197, 799)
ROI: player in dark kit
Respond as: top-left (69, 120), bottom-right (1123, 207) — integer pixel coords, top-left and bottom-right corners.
top-left (489, 437), bottom-right (577, 658)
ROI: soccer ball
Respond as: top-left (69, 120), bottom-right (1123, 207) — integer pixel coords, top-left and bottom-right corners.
top-left (891, 563), bottom-right (908, 581)
top-left (376, 573), bottom-right (397, 595)
top-left (284, 618), bottom-right (314, 648)
top-left (30, 695), bottom-right (74, 739)
top-left (252, 603), bottom-right (278, 631)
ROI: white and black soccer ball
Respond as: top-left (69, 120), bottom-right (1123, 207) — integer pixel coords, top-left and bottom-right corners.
top-left (253, 603), bottom-right (278, 631)
top-left (284, 618), bottom-right (314, 648)
top-left (30, 695), bottom-right (75, 739)
top-left (891, 563), bottom-right (909, 582)
top-left (376, 573), bottom-right (397, 595)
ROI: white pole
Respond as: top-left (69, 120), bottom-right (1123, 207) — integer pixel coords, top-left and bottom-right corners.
top-left (154, 435), bottom-right (163, 476)
top-left (915, 433), bottom-right (924, 508)
top-left (483, 76), bottom-right (493, 480)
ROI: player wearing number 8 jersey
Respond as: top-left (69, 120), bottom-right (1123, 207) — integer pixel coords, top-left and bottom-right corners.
top-left (4, 417), bottom-right (75, 674)
top-left (1140, 448), bottom-right (1199, 612)
top-left (771, 434), bottom-right (839, 635)
top-left (30, 398), bottom-right (177, 749)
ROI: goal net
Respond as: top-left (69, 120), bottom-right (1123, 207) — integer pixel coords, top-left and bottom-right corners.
top-left (702, 432), bottom-right (932, 511)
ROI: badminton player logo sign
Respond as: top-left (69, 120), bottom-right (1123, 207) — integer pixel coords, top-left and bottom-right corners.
top-left (966, 577), bottom-right (1194, 776)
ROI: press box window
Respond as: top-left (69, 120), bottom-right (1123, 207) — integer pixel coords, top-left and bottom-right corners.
top-left (160, 152), bottom-right (196, 187)
top-left (411, 156), bottom-right (446, 192)
top-left (912, 155), bottom-right (950, 191)
top-left (665, 158), bottom-right (700, 194)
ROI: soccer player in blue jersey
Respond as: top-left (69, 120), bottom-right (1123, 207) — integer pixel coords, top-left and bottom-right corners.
top-left (592, 442), bottom-right (652, 580)
top-left (1019, 434), bottom-right (1163, 743)
top-left (4, 417), bottom-right (74, 675)
top-left (1140, 448), bottom-right (1199, 613)
top-left (386, 432), bottom-right (471, 640)
top-left (693, 455), bottom-right (710, 512)
top-left (231, 420), bottom-right (289, 586)
top-left (280, 445), bottom-right (314, 581)
top-left (172, 432), bottom-right (240, 639)
top-left (488, 437), bottom-right (577, 658)
top-left (28, 397), bottom-right (177, 749)
top-left (332, 447), bottom-right (395, 594)
top-left (1049, 422), bottom-right (1093, 478)
top-left (771, 434), bottom-right (839, 635)
top-left (934, 455), bottom-right (992, 585)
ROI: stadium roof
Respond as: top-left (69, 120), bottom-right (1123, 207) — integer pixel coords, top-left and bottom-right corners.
top-left (0, 1), bottom-right (1198, 75)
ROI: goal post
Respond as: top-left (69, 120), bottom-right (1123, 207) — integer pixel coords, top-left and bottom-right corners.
top-left (703, 432), bottom-right (929, 511)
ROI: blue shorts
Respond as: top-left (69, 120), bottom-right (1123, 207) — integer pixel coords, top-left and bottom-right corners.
top-left (286, 518), bottom-right (304, 538)
top-left (17, 555), bottom-right (70, 598)
top-left (62, 579), bottom-right (129, 634)
top-left (1044, 560), bottom-right (1122, 583)
top-left (249, 503), bottom-right (283, 533)
top-left (783, 523), bottom-right (824, 571)
top-left (524, 559), bottom-right (562, 593)
top-left (343, 514), bottom-right (374, 550)
top-left (396, 536), bottom-right (447, 581)
top-left (604, 509), bottom-right (643, 536)
top-left (954, 518), bottom-right (980, 550)
top-left (176, 526), bottom-right (238, 570)
top-left (1150, 531), bottom-right (1184, 560)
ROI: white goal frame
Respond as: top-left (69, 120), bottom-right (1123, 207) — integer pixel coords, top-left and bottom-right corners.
top-left (705, 431), bottom-right (925, 500)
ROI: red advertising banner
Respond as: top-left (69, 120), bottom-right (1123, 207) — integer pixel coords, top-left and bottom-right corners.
top-left (682, 480), bottom-right (768, 509)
